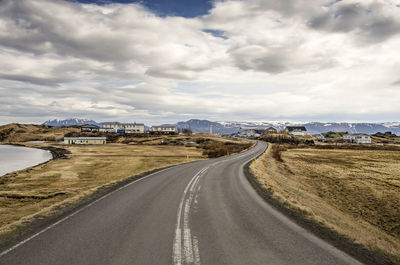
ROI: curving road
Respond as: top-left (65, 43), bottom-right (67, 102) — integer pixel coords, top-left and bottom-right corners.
top-left (0, 141), bottom-right (362, 265)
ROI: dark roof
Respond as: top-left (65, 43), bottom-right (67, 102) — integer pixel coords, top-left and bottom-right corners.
top-left (286, 126), bottom-right (307, 131)
top-left (81, 124), bottom-right (99, 128)
top-left (102, 122), bottom-right (144, 126)
top-left (102, 122), bottom-right (119, 124)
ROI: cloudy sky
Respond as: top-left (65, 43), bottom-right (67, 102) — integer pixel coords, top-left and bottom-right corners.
top-left (1, 0), bottom-right (400, 125)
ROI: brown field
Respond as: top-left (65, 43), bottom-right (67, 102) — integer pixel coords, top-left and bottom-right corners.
top-left (251, 144), bottom-right (400, 263)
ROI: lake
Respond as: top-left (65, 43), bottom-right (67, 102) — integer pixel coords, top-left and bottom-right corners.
top-left (0, 145), bottom-right (53, 176)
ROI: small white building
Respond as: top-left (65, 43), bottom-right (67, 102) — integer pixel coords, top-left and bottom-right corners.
top-left (81, 125), bottom-right (100, 132)
top-left (64, 137), bottom-right (106, 145)
top-left (151, 125), bottom-right (177, 133)
top-left (266, 127), bottom-right (278, 134)
top-left (285, 126), bottom-right (307, 136)
top-left (313, 134), bottom-right (325, 141)
top-left (101, 122), bottom-right (145, 134)
top-left (343, 134), bottom-right (371, 144)
top-left (238, 127), bottom-right (267, 138)
top-left (183, 141), bottom-right (199, 147)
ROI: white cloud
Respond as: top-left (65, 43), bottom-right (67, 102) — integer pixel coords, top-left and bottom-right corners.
top-left (0, 0), bottom-right (399, 125)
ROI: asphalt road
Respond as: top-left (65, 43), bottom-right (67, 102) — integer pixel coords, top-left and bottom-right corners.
top-left (0, 141), bottom-right (362, 265)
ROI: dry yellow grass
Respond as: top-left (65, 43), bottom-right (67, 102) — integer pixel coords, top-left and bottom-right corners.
top-left (0, 143), bottom-right (205, 237)
top-left (251, 145), bottom-right (400, 262)
top-left (0, 123), bottom-right (79, 142)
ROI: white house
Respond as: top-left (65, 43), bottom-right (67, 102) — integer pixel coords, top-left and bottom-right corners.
top-left (343, 134), bottom-right (371, 144)
top-left (151, 125), bottom-right (177, 134)
top-left (266, 127), bottom-right (278, 134)
top-left (81, 124), bottom-right (100, 132)
top-left (64, 137), bottom-right (106, 145)
top-left (285, 126), bottom-right (307, 136)
top-left (100, 122), bottom-right (145, 133)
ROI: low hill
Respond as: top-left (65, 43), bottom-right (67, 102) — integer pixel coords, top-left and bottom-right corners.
top-left (0, 124), bottom-right (79, 143)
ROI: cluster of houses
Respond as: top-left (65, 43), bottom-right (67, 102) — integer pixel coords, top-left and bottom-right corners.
top-left (238, 126), bottom-right (308, 138)
top-left (238, 126), bottom-right (278, 138)
top-left (80, 122), bottom-right (177, 134)
top-left (64, 122), bottom-right (177, 145)
top-left (238, 125), bottom-right (372, 144)
top-left (238, 126), bottom-right (310, 137)
top-left (313, 133), bottom-right (372, 144)
top-left (341, 133), bottom-right (372, 144)
top-left (63, 122), bottom-right (373, 145)
top-left (81, 122), bottom-right (146, 134)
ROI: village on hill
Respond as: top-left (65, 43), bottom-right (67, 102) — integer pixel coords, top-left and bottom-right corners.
top-left (67, 121), bottom-right (376, 145)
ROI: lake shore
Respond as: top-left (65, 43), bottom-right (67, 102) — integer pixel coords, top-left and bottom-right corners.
top-left (0, 144), bottom-right (53, 177)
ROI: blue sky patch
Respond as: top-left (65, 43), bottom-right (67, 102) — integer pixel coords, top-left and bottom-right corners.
top-left (203, 29), bottom-right (228, 39)
top-left (68, 0), bottom-right (213, 18)
top-left (323, 0), bottom-right (342, 7)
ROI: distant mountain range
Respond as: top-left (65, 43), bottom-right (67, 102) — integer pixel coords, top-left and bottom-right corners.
top-left (43, 118), bottom-right (102, 127)
top-left (42, 118), bottom-right (400, 135)
top-left (176, 119), bottom-right (238, 135)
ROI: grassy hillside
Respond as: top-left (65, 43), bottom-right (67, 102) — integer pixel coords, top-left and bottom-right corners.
top-left (0, 124), bottom-right (79, 142)
top-left (251, 145), bottom-right (400, 263)
top-left (372, 132), bottom-right (400, 145)
top-left (259, 133), bottom-right (315, 145)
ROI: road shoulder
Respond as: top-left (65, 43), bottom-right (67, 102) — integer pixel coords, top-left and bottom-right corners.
top-left (244, 158), bottom-right (396, 265)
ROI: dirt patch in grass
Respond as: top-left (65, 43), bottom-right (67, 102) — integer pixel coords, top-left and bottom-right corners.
top-left (250, 144), bottom-right (400, 264)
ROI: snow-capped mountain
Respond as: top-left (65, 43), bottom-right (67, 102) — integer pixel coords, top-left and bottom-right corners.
top-left (218, 121), bottom-right (303, 130)
top-left (302, 122), bottom-right (392, 135)
top-left (176, 119), bottom-right (238, 135)
top-left (219, 121), bottom-right (400, 135)
top-left (43, 118), bottom-right (102, 127)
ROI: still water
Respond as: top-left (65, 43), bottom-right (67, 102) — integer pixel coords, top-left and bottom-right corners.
top-left (0, 145), bottom-right (52, 176)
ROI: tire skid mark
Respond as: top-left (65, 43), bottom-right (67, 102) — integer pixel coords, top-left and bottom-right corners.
top-left (173, 143), bottom-right (261, 265)
top-left (173, 167), bottom-right (208, 265)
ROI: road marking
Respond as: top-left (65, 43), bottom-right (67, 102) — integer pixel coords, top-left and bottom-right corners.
top-left (173, 167), bottom-right (207, 265)
top-left (0, 142), bottom-right (263, 260)
top-left (193, 236), bottom-right (201, 265)
top-left (0, 165), bottom-right (179, 258)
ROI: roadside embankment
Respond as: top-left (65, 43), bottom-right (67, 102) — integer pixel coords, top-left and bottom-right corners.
top-left (248, 144), bottom-right (400, 265)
